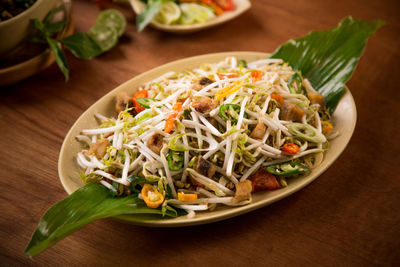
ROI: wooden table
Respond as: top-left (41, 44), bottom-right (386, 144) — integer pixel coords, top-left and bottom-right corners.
top-left (1, 0), bottom-right (399, 265)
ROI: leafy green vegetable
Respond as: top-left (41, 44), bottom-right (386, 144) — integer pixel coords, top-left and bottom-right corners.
top-left (136, 97), bottom-right (157, 108)
top-left (60, 33), bottom-right (102, 60)
top-left (45, 21), bottom-right (66, 33)
top-left (25, 183), bottom-right (178, 258)
top-left (219, 104), bottom-right (244, 125)
top-left (269, 17), bottom-right (383, 112)
top-left (46, 37), bottom-right (69, 81)
top-left (43, 5), bottom-right (65, 25)
top-left (137, 0), bottom-right (163, 32)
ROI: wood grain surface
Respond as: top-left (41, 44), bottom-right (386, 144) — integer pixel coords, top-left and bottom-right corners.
top-left (1, 0), bottom-right (399, 265)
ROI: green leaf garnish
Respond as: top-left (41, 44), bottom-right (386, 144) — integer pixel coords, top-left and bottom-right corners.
top-left (60, 33), bottom-right (103, 60)
top-left (270, 16), bottom-right (383, 112)
top-left (24, 183), bottom-right (178, 258)
top-left (46, 37), bottom-right (69, 81)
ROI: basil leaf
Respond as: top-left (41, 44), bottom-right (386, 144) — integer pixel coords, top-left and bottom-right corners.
top-left (32, 18), bottom-right (45, 34)
top-left (270, 17), bottom-right (383, 112)
top-left (46, 37), bottom-right (69, 81)
top-left (43, 5), bottom-right (65, 25)
top-left (61, 33), bottom-right (103, 60)
top-left (29, 35), bottom-right (46, 43)
top-left (45, 21), bottom-right (66, 33)
top-left (24, 183), bottom-right (179, 257)
top-left (137, 0), bottom-right (163, 32)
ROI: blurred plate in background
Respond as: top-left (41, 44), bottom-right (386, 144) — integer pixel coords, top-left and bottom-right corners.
top-left (129, 0), bottom-right (251, 33)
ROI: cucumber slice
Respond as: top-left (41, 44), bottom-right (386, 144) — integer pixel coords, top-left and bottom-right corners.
top-left (88, 24), bottom-right (118, 52)
top-left (96, 9), bottom-right (126, 37)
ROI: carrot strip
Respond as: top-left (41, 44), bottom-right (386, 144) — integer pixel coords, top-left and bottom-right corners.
top-left (164, 102), bottom-right (182, 133)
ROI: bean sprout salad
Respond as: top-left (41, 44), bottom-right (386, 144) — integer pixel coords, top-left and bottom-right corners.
top-left (76, 56), bottom-right (336, 218)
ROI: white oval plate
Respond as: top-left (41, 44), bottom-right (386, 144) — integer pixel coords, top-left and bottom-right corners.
top-left (129, 0), bottom-right (251, 33)
top-left (58, 51), bottom-right (357, 227)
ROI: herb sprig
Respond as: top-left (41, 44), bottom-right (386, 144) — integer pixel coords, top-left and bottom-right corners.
top-left (31, 8), bottom-right (126, 81)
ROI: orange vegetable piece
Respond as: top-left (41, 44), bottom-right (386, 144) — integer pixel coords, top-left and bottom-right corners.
top-left (209, 2), bottom-right (224, 15)
top-left (178, 192), bottom-right (198, 201)
top-left (251, 70), bottom-right (263, 82)
top-left (141, 184), bottom-right (164, 209)
top-left (132, 89), bottom-right (148, 113)
top-left (164, 102), bottom-right (182, 133)
top-left (281, 143), bottom-right (299, 154)
top-left (214, 0), bottom-right (234, 11)
top-left (214, 80), bottom-right (243, 101)
top-left (321, 121), bottom-right (333, 136)
top-left (172, 101), bottom-right (182, 112)
top-left (271, 93), bottom-right (284, 106)
top-left (218, 73), bottom-right (239, 79)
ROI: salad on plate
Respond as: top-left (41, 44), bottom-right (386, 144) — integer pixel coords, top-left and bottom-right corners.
top-left (76, 55), bottom-right (333, 217)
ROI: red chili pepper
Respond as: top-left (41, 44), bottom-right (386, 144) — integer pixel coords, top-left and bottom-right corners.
top-left (132, 90), bottom-right (148, 113)
top-left (281, 143), bottom-right (299, 154)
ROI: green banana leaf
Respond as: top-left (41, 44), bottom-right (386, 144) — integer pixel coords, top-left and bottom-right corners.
top-left (25, 183), bottom-right (179, 257)
top-left (270, 17), bottom-right (383, 112)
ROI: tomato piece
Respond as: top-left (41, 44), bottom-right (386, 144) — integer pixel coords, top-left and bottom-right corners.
top-left (214, 0), bottom-right (234, 11)
top-left (281, 143), bottom-right (299, 154)
top-left (249, 167), bottom-right (280, 192)
top-left (132, 90), bottom-right (148, 113)
top-left (209, 2), bottom-right (224, 15)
